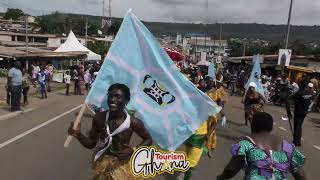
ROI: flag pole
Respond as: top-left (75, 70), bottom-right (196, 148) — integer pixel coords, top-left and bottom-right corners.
top-left (64, 104), bottom-right (86, 148)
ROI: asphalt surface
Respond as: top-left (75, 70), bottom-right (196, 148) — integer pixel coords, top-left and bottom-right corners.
top-left (0, 91), bottom-right (319, 180)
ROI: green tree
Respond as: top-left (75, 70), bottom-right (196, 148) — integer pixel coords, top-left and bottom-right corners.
top-left (228, 40), bottom-right (244, 57)
top-left (87, 41), bottom-right (110, 58)
top-left (38, 11), bottom-right (65, 34)
top-left (289, 40), bottom-right (307, 55)
top-left (88, 23), bottom-right (99, 36)
top-left (108, 22), bottom-right (121, 35)
top-left (4, 8), bottom-right (24, 20)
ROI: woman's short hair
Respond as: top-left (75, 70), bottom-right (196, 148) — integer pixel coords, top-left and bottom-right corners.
top-left (252, 112), bottom-right (273, 133)
top-left (108, 83), bottom-right (130, 102)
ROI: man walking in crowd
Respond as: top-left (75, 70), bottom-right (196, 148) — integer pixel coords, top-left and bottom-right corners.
top-left (229, 70), bottom-right (238, 96)
top-left (7, 61), bottom-right (22, 111)
top-left (286, 80), bottom-right (316, 146)
top-left (84, 69), bottom-right (91, 94)
top-left (78, 64), bottom-right (85, 95)
top-left (238, 70), bottom-right (246, 95)
top-left (73, 68), bottom-right (79, 95)
top-left (22, 69), bottom-right (35, 106)
top-left (261, 75), bottom-right (271, 103)
top-left (279, 74), bottom-right (290, 106)
top-left (45, 65), bottom-right (52, 92)
top-left (37, 66), bottom-right (48, 99)
top-left (64, 71), bottom-right (71, 96)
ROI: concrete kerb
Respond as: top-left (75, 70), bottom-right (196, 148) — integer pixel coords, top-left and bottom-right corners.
top-left (0, 86), bottom-right (67, 121)
top-left (0, 108), bottom-right (35, 121)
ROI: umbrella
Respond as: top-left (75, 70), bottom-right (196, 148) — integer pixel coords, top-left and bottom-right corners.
top-left (164, 47), bottom-right (184, 61)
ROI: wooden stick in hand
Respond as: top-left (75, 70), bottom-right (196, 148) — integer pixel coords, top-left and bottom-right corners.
top-left (64, 104), bottom-right (86, 148)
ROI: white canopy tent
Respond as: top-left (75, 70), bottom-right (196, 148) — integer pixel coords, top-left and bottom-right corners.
top-left (55, 30), bottom-right (101, 61)
top-left (196, 60), bottom-right (210, 66)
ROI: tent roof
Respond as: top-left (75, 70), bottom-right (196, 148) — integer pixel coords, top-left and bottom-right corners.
top-left (54, 30), bottom-right (101, 61)
top-left (196, 60), bottom-right (210, 66)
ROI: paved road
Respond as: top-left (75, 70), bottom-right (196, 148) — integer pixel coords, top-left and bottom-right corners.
top-left (0, 92), bottom-right (319, 180)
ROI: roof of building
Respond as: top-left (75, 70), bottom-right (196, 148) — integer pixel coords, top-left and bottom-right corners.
top-left (227, 55), bottom-right (308, 61)
top-left (189, 39), bottom-right (228, 46)
top-left (0, 31), bottom-right (56, 38)
top-left (15, 51), bottom-right (88, 58)
top-left (0, 41), bottom-right (47, 47)
top-left (287, 66), bottom-right (317, 73)
top-left (0, 46), bottom-right (86, 59)
top-left (0, 46), bottom-right (24, 57)
top-left (15, 47), bottom-right (51, 53)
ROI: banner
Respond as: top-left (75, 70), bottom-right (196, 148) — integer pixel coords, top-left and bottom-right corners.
top-left (253, 54), bottom-right (264, 63)
top-left (86, 10), bottom-right (221, 150)
top-left (207, 62), bottom-right (216, 80)
top-left (52, 70), bottom-right (64, 83)
top-left (245, 54), bottom-right (265, 97)
top-left (278, 49), bottom-right (292, 66)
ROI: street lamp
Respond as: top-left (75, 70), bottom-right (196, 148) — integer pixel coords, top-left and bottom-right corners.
top-left (284, 0), bottom-right (293, 49)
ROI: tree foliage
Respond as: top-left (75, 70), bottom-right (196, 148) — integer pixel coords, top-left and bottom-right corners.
top-left (4, 8), bottom-right (24, 20)
top-left (107, 22), bottom-right (121, 35)
top-left (38, 12), bottom-right (100, 36)
top-left (87, 41), bottom-right (110, 58)
top-left (229, 40), bottom-right (282, 56)
top-left (228, 39), bottom-right (320, 56)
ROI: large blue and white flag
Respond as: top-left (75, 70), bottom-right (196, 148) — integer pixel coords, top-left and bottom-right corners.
top-left (85, 10), bottom-right (221, 150)
top-left (207, 62), bottom-right (216, 80)
top-left (245, 54), bottom-right (265, 97)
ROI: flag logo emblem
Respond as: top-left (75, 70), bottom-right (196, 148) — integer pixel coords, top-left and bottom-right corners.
top-left (142, 75), bottom-right (176, 107)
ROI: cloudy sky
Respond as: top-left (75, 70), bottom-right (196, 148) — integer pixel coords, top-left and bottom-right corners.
top-left (1, 0), bottom-right (320, 25)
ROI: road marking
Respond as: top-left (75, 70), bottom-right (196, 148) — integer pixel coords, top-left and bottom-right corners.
top-left (278, 127), bottom-right (287, 131)
top-left (0, 108), bottom-right (35, 121)
top-left (313, 145), bottom-right (320, 150)
top-left (0, 104), bottom-right (82, 149)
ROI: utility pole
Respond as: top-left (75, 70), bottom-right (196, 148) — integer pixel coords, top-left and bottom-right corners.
top-left (101, 0), bottom-right (112, 29)
top-left (204, 25), bottom-right (207, 48)
top-left (204, 0), bottom-right (208, 49)
top-left (101, 0), bottom-right (105, 28)
top-left (284, 0), bottom-right (293, 49)
top-left (243, 43), bottom-right (246, 56)
top-left (25, 15), bottom-right (29, 69)
top-left (85, 17), bottom-right (88, 47)
top-left (107, 0), bottom-right (112, 27)
top-left (219, 23), bottom-right (222, 56)
top-left (109, 0), bottom-right (112, 20)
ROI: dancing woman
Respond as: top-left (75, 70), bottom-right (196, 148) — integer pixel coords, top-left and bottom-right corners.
top-left (243, 82), bottom-right (265, 128)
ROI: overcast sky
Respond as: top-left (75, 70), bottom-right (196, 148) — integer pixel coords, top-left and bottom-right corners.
top-left (1, 0), bottom-right (320, 25)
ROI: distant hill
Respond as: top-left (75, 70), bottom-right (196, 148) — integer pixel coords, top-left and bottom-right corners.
top-left (38, 13), bottom-right (320, 43)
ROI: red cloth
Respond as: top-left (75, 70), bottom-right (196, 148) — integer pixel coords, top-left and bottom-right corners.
top-left (164, 48), bottom-right (184, 61)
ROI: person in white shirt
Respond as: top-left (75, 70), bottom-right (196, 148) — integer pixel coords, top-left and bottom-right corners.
top-left (84, 70), bottom-right (91, 93)
top-left (261, 75), bottom-right (271, 103)
top-left (291, 80), bottom-right (300, 94)
top-left (64, 71), bottom-right (71, 96)
top-left (8, 62), bottom-right (22, 111)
